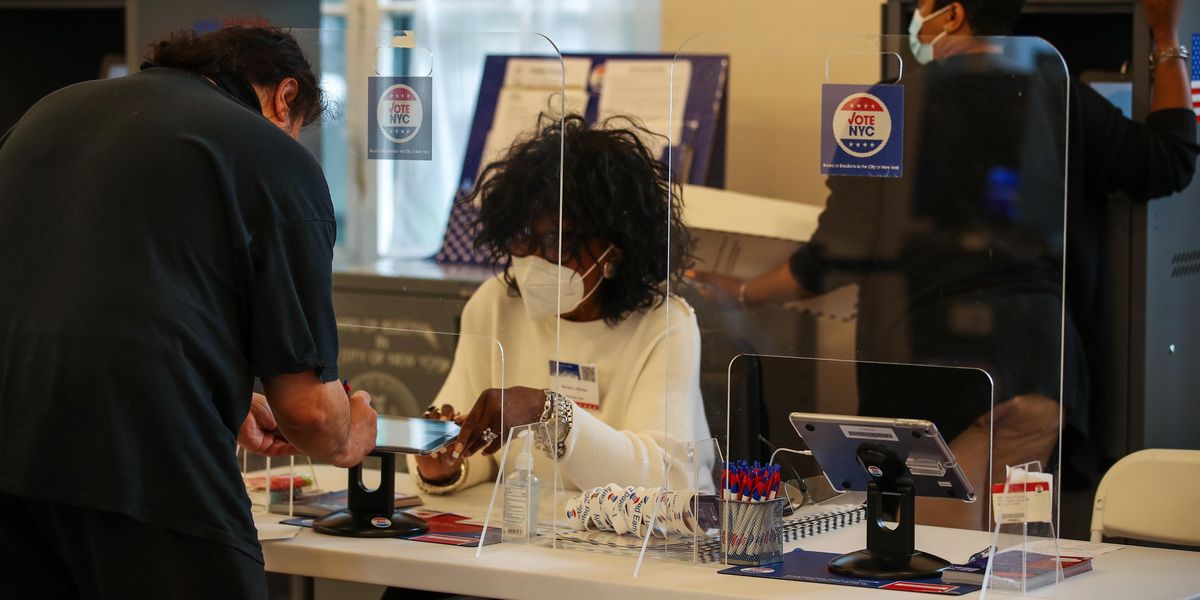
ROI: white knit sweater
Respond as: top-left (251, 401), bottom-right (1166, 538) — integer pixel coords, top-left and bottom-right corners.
top-left (410, 276), bottom-right (713, 493)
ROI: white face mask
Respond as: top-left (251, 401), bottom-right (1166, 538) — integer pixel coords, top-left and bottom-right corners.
top-left (908, 4), bottom-right (953, 65)
top-left (511, 245), bottom-right (615, 321)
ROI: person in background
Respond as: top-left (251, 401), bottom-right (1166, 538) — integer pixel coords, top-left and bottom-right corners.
top-left (410, 115), bottom-right (712, 497)
top-left (691, 0), bottom-right (1197, 526)
top-left (0, 27), bottom-right (376, 598)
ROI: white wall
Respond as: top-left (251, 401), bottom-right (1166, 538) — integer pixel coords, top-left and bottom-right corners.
top-left (661, 0), bottom-right (883, 208)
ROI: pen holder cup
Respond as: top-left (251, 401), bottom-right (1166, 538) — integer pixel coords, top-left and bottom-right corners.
top-left (720, 497), bottom-right (787, 566)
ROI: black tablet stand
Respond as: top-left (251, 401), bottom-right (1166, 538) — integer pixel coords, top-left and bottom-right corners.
top-left (312, 451), bottom-right (428, 538)
top-left (827, 445), bottom-right (951, 580)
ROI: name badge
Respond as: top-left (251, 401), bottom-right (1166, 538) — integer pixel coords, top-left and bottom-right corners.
top-left (991, 480), bottom-right (1053, 525)
top-left (548, 360), bottom-right (600, 410)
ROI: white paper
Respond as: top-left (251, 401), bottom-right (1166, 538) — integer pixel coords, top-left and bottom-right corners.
top-left (1004, 538), bottom-right (1126, 559)
top-left (683, 185), bottom-right (820, 243)
top-left (992, 470), bottom-right (1054, 525)
top-left (256, 522), bottom-right (301, 542)
top-left (503, 57), bottom-right (592, 91)
top-left (478, 87), bottom-right (590, 175)
top-left (597, 59), bottom-right (692, 153)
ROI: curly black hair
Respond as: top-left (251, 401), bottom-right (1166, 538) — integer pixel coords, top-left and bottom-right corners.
top-left (147, 26), bottom-right (326, 126)
top-left (469, 114), bottom-right (693, 325)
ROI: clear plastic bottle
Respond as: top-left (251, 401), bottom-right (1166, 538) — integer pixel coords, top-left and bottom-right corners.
top-left (502, 448), bottom-right (540, 543)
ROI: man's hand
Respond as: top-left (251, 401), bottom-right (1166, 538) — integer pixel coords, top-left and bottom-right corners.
top-left (326, 390), bottom-right (377, 468)
top-left (238, 393), bottom-right (299, 457)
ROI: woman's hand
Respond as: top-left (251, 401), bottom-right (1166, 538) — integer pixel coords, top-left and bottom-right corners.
top-left (414, 404), bottom-right (463, 483)
top-left (453, 386), bottom-right (547, 458)
top-left (238, 393), bottom-right (299, 457)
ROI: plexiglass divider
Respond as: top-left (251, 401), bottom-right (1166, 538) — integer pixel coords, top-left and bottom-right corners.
top-left (659, 31), bottom-right (1069, 581)
top-left (289, 23), bottom-right (1073, 585)
top-left (979, 460), bottom-right (1064, 597)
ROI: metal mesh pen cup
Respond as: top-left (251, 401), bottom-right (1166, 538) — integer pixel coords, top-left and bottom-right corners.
top-left (720, 497), bottom-right (787, 566)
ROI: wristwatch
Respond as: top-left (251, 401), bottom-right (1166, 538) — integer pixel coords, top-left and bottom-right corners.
top-left (534, 389), bottom-right (573, 459)
top-left (1150, 45), bottom-right (1189, 69)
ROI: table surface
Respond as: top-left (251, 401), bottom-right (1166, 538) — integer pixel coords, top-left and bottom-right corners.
top-left (256, 466), bottom-right (1200, 600)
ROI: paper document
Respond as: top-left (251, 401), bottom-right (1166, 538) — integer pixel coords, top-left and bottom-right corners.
top-left (503, 57), bottom-right (592, 91)
top-left (1003, 538), bottom-right (1125, 559)
top-left (256, 521), bottom-right (300, 542)
top-left (598, 59), bottom-right (692, 158)
top-left (480, 87), bottom-right (589, 172)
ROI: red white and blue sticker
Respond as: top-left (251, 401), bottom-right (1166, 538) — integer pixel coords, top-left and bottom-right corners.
top-left (368, 76), bottom-right (432, 161)
top-left (820, 83), bottom-right (903, 177)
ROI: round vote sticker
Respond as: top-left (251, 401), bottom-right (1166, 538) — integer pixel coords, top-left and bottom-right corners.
top-left (832, 92), bottom-right (893, 158)
top-left (376, 84), bottom-right (424, 144)
top-left (371, 516), bottom-right (393, 528)
top-left (867, 465), bottom-right (884, 478)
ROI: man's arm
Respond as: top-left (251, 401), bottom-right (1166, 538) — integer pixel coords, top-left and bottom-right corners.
top-left (261, 371), bottom-right (376, 467)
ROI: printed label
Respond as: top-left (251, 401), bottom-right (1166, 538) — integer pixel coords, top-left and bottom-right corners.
top-left (820, 83), bottom-right (904, 177)
top-left (839, 425), bottom-right (899, 442)
top-left (881, 581), bottom-right (959, 593)
top-left (368, 76), bottom-right (433, 160)
top-left (504, 485), bottom-right (530, 538)
top-left (991, 480), bottom-right (1053, 524)
top-left (370, 516), bottom-right (392, 528)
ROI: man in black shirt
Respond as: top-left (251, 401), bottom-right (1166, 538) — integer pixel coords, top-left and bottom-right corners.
top-left (0, 27), bottom-right (377, 597)
top-left (691, 0), bottom-right (1197, 526)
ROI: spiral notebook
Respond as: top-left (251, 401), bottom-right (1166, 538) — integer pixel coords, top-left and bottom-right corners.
top-left (555, 503), bottom-right (865, 564)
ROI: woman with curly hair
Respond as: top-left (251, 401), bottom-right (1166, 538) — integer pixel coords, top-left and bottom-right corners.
top-left (410, 115), bottom-right (711, 495)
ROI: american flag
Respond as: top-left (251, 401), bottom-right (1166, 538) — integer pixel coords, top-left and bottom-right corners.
top-left (1192, 34), bottom-right (1200, 122)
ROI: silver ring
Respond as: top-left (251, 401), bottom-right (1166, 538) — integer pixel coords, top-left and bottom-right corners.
top-left (481, 427), bottom-right (498, 444)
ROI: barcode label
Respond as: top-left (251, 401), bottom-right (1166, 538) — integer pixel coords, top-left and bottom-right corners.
top-left (839, 425), bottom-right (899, 442)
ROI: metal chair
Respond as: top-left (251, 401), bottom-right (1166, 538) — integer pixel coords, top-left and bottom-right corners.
top-left (1090, 448), bottom-right (1200, 545)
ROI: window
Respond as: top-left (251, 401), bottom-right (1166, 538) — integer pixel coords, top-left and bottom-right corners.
top-left (319, 0), bottom-right (660, 264)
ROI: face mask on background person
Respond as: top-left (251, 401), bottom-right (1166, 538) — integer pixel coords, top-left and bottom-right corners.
top-left (908, 4), bottom-right (954, 65)
top-left (511, 245), bottom-right (615, 321)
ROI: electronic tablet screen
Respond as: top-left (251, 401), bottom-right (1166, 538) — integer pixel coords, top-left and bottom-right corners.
top-left (375, 416), bottom-right (460, 455)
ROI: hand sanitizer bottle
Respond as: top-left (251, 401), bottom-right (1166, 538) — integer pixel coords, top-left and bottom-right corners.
top-left (503, 447), bottom-right (539, 543)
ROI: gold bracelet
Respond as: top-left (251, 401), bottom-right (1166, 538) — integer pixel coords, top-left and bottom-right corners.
top-left (414, 460), bottom-right (469, 495)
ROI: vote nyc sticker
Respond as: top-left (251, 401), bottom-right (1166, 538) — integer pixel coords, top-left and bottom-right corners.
top-left (368, 76), bottom-right (432, 161)
top-left (820, 83), bottom-right (903, 177)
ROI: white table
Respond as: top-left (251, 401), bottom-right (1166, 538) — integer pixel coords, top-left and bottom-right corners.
top-left (256, 467), bottom-right (1200, 600)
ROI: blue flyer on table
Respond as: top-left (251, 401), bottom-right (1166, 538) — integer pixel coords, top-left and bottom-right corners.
top-left (719, 550), bottom-right (981, 595)
top-left (820, 83), bottom-right (904, 177)
top-left (368, 76), bottom-right (433, 161)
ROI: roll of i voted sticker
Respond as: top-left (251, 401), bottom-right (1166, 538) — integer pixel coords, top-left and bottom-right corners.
top-left (588, 486), bottom-right (608, 531)
top-left (600, 484), bottom-right (624, 534)
top-left (576, 487), bottom-right (598, 530)
top-left (564, 494), bottom-right (586, 529)
top-left (612, 485), bottom-right (639, 535)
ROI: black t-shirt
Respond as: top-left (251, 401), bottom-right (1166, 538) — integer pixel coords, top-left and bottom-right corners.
top-left (0, 68), bottom-right (340, 562)
top-left (788, 53), bottom-right (1070, 440)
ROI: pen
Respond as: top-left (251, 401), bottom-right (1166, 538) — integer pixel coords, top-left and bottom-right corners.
top-left (968, 546), bottom-right (994, 563)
